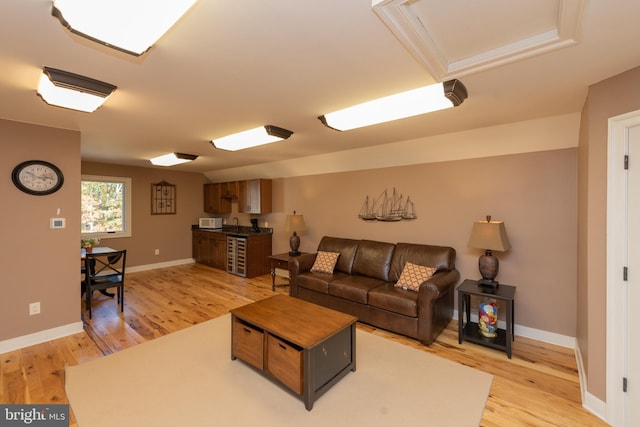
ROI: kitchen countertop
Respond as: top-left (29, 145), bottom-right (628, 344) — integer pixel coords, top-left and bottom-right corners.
top-left (192, 224), bottom-right (273, 236)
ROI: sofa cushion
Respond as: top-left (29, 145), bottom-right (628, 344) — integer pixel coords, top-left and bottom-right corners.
top-left (368, 283), bottom-right (419, 317)
top-left (352, 240), bottom-right (396, 281)
top-left (297, 271), bottom-right (351, 294)
top-left (317, 236), bottom-right (359, 274)
top-left (310, 251), bottom-right (340, 274)
top-left (389, 243), bottom-right (456, 283)
top-left (328, 275), bottom-right (386, 304)
top-left (394, 262), bottom-right (437, 292)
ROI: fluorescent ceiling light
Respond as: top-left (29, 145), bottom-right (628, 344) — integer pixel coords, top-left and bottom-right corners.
top-left (52, 0), bottom-right (198, 56)
top-left (150, 152), bottom-right (198, 166)
top-left (211, 125), bottom-right (293, 151)
top-left (318, 79), bottom-right (467, 131)
top-left (37, 67), bottom-right (116, 112)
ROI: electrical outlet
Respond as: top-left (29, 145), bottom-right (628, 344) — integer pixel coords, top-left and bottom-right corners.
top-left (154, 249), bottom-right (160, 255)
top-left (29, 302), bottom-right (40, 315)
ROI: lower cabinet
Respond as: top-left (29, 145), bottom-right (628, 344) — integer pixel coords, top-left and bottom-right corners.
top-left (192, 231), bottom-right (226, 270)
top-left (193, 230), bottom-right (272, 276)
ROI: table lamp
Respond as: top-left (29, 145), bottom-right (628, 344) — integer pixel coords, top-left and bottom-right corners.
top-left (467, 215), bottom-right (511, 288)
top-left (285, 211), bottom-right (306, 256)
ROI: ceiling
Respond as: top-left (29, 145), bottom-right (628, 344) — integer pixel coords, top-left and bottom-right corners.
top-left (1, 0), bottom-right (639, 173)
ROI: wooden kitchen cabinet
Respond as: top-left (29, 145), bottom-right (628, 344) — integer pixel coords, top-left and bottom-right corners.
top-left (245, 233), bottom-right (272, 277)
top-left (192, 230), bottom-right (210, 265)
top-left (203, 183), bottom-right (231, 214)
top-left (192, 230), bottom-right (227, 270)
top-left (239, 179), bottom-right (272, 214)
top-left (221, 181), bottom-right (239, 200)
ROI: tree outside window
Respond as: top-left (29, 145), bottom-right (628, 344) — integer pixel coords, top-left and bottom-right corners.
top-left (81, 175), bottom-right (132, 238)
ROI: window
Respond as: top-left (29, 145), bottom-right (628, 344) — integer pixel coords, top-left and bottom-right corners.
top-left (81, 175), bottom-right (132, 238)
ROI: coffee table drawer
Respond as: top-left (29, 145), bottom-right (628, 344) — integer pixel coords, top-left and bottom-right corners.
top-left (266, 334), bottom-right (302, 394)
top-left (232, 318), bottom-right (264, 370)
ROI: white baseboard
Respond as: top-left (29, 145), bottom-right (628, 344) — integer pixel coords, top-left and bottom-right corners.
top-left (126, 258), bottom-right (195, 273)
top-left (1, 259), bottom-right (195, 354)
top-left (574, 344), bottom-right (608, 423)
top-left (453, 309), bottom-right (575, 348)
top-left (454, 309), bottom-right (609, 423)
top-left (0, 322), bottom-right (84, 354)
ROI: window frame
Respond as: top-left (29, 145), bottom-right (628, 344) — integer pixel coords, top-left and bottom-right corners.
top-left (81, 174), bottom-right (132, 239)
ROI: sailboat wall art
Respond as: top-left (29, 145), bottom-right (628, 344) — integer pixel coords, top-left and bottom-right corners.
top-left (358, 188), bottom-right (417, 222)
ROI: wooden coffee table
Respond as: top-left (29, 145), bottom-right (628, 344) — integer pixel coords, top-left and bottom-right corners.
top-left (230, 295), bottom-right (357, 410)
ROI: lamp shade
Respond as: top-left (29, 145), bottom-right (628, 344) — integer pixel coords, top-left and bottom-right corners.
top-left (284, 212), bottom-right (306, 233)
top-left (468, 220), bottom-right (511, 252)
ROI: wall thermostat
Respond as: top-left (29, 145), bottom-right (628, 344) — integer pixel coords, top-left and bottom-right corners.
top-left (50, 218), bottom-right (66, 229)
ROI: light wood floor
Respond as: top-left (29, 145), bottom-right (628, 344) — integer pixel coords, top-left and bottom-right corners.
top-left (1, 263), bottom-right (608, 426)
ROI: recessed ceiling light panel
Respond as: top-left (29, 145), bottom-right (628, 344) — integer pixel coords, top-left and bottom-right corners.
top-left (318, 79), bottom-right (467, 131)
top-left (150, 152), bottom-right (198, 166)
top-left (211, 125), bottom-right (294, 151)
top-left (52, 0), bottom-right (198, 56)
top-left (37, 66), bottom-right (116, 112)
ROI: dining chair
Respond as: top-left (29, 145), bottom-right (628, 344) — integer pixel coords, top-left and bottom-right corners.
top-left (83, 249), bottom-right (127, 319)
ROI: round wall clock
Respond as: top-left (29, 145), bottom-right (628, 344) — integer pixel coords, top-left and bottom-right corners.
top-left (11, 160), bottom-right (64, 195)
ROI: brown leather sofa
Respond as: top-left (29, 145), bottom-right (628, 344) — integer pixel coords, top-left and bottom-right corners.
top-left (289, 236), bottom-right (459, 345)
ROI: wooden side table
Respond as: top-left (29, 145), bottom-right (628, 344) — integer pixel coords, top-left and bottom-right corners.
top-left (457, 279), bottom-right (516, 358)
top-left (268, 252), bottom-right (307, 291)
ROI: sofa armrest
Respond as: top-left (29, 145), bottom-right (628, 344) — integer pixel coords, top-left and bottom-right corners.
top-left (288, 253), bottom-right (317, 297)
top-left (416, 269), bottom-right (460, 344)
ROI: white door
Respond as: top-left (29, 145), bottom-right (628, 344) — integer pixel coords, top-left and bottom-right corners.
top-left (626, 124), bottom-right (640, 426)
top-left (607, 111), bottom-right (640, 426)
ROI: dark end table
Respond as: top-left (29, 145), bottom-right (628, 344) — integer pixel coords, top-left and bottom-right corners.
top-left (268, 252), bottom-right (307, 291)
top-left (457, 279), bottom-right (516, 358)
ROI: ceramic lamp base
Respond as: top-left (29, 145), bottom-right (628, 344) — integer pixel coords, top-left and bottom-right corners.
top-left (289, 231), bottom-right (300, 256)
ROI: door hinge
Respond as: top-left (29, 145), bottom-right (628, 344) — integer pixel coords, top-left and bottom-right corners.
top-left (623, 377), bottom-right (628, 392)
top-left (624, 266), bottom-right (628, 281)
top-left (624, 155), bottom-right (629, 170)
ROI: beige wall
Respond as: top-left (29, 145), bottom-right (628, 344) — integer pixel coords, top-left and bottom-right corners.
top-left (577, 65), bottom-right (640, 401)
top-left (0, 123), bottom-right (211, 345)
top-left (81, 162), bottom-right (211, 268)
top-left (1, 119), bottom-right (80, 341)
top-left (253, 149), bottom-right (577, 336)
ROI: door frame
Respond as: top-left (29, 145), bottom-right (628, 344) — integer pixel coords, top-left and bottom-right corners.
top-left (606, 109), bottom-right (640, 426)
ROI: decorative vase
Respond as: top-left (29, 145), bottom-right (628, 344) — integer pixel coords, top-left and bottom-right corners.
top-left (478, 298), bottom-right (498, 338)
top-left (85, 246), bottom-right (93, 253)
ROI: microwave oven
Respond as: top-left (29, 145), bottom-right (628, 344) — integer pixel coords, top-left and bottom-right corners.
top-left (199, 217), bottom-right (222, 229)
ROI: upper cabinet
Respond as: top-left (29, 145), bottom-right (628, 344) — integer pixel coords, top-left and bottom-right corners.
top-left (221, 181), bottom-right (238, 200)
top-left (204, 179), bottom-right (272, 214)
top-left (204, 183), bottom-right (231, 214)
top-left (239, 179), bottom-right (272, 214)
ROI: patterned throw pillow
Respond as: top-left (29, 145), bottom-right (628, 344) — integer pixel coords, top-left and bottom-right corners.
top-left (310, 251), bottom-right (340, 274)
top-left (394, 262), bottom-right (437, 292)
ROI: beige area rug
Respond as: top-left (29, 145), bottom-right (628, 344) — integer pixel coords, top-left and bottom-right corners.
top-left (66, 314), bottom-right (492, 427)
